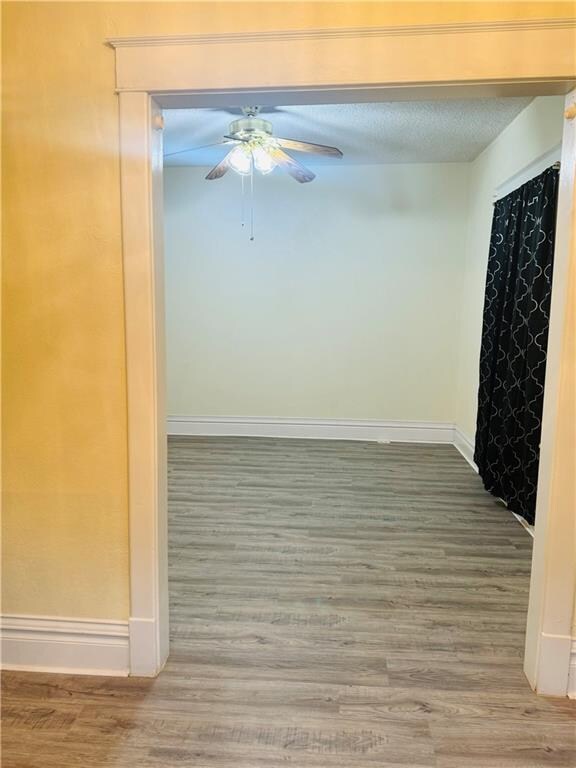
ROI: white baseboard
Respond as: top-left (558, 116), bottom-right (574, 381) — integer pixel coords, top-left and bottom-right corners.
top-left (533, 631), bottom-right (573, 697)
top-left (569, 640), bottom-right (576, 699)
top-left (167, 416), bottom-right (455, 444)
top-left (452, 428), bottom-right (536, 536)
top-left (129, 617), bottom-right (168, 678)
top-left (453, 426), bottom-right (478, 472)
top-left (511, 511), bottom-right (535, 538)
top-left (0, 615), bottom-right (129, 676)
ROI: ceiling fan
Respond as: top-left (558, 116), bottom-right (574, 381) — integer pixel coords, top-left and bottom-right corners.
top-left (165, 106), bottom-right (343, 183)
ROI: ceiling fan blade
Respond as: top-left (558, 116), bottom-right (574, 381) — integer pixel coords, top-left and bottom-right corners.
top-left (165, 139), bottom-right (237, 159)
top-left (205, 147), bottom-right (236, 180)
top-left (223, 134), bottom-right (259, 144)
top-left (268, 146), bottom-right (315, 183)
top-left (276, 137), bottom-right (343, 158)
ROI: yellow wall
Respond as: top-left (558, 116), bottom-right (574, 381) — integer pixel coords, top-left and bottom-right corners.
top-left (2, 2), bottom-right (575, 621)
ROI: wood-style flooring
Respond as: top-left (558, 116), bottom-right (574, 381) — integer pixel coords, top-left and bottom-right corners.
top-left (3, 437), bottom-right (576, 767)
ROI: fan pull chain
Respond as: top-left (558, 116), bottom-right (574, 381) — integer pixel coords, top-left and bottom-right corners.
top-left (240, 174), bottom-right (245, 228)
top-left (249, 155), bottom-right (255, 242)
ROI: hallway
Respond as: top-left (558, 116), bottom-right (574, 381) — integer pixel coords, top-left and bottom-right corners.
top-left (3, 437), bottom-right (576, 767)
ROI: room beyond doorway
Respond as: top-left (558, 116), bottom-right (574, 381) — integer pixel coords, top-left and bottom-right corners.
top-left (159, 92), bottom-right (570, 701)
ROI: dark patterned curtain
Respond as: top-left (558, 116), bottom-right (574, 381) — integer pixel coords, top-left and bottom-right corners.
top-left (474, 165), bottom-right (559, 525)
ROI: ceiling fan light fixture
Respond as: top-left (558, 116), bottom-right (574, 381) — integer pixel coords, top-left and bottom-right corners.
top-left (228, 144), bottom-right (252, 175)
top-left (252, 144), bottom-right (276, 175)
top-left (229, 116), bottom-right (273, 141)
top-left (198, 106), bottom-right (342, 186)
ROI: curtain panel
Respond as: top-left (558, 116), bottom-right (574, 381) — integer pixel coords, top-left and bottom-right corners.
top-left (474, 165), bottom-right (559, 525)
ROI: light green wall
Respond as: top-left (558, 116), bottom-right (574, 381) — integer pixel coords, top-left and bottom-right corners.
top-left (164, 163), bottom-right (471, 422)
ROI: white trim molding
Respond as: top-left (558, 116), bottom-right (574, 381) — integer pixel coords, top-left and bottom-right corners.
top-left (168, 416), bottom-right (454, 444)
top-left (0, 615), bottom-right (129, 676)
top-left (568, 640), bottom-right (576, 699)
top-left (529, 631), bottom-right (574, 697)
top-left (453, 427), bottom-right (478, 472)
top-left (108, 18), bottom-right (576, 49)
top-left (524, 89), bottom-right (576, 698)
top-left (119, 91), bottom-right (169, 678)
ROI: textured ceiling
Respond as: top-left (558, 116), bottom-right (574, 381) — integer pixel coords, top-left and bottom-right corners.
top-left (163, 99), bottom-right (532, 167)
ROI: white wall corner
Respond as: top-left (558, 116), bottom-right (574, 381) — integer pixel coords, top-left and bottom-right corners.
top-left (167, 416), bottom-right (455, 444)
top-left (0, 615), bottom-right (129, 676)
top-left (453, 426), bottom-right (478, 472)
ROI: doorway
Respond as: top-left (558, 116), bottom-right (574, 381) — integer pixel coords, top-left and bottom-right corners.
top-left (111, 21), bottom-right (576, 696)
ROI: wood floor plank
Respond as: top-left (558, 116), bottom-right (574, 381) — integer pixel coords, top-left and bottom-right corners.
top-left (2, 438), bottom-right (575, 766)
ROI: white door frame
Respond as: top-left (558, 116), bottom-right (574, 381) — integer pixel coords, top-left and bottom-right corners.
top-left (118, 92), bottom-right (169, 676)
top-left (524, 93), bottom-right (576, 696)
top-left (110, 18), bottom-right (576, 690)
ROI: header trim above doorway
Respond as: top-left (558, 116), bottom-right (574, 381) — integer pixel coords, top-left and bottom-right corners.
top-left (107, 17), bottom-right (576, 49)
top-left (107, 20), bottom-right (576, 95)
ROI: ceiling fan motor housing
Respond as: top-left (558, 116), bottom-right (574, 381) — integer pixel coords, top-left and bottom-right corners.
top-left (229, 116), bottom-right (273, 141)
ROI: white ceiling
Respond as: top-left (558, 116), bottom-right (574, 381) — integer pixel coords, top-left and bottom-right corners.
top-left (163, 98), bottom-right (532, 167)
